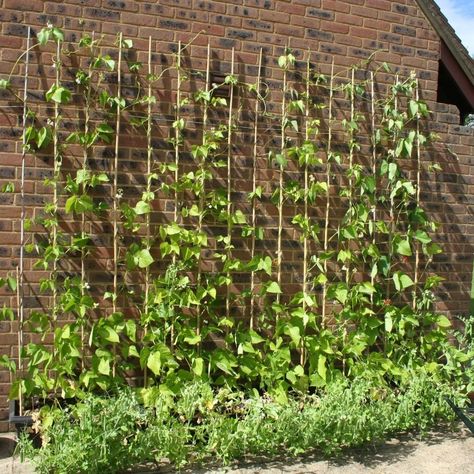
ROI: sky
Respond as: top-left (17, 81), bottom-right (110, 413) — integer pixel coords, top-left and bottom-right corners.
top-left (435, 0), bottom-right (474, 55)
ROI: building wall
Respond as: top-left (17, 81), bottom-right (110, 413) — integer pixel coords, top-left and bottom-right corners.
top-left (0, 0), bottom-right (473, 432)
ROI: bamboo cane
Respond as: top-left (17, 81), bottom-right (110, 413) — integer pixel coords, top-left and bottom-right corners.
top-left (302, 53), bottom-right (310, 309)
top-left (173, 41), bottom-right (182, 225)
top-left (169, 41), bottom-right (182, 354)
top-left (386, 76), bottom-right (398, 304)
top-left (17, 26), bottom-right (31, 417)
top-left (196, 43), bottom-right (211, 342)
top-left (80, 32), bottom-right (95, 372)
top-left (112, 33), bottom-right (122, 315)
top-left (321, 59), bottom-right (335, 328)
top-left (345, 68), bottom-right (355, 289)
top-left (143, 36), bottom-right (153, 388)
top-left (342, 68), bottom-right (356, 377)
top-left (51, 38), bottom-right (62, 336)
top-left (276, 51), bottom-right (288, 309)
top-left (370, 71), bottom-right (377, 303)
top-left (112, 33), bottom-right (123, 378)
top-left (249, 48), bottom-right (262, 330)
top-left (301, 50), bottom-right (312, 366)
top-left (412, 78), bottom-right (421, 310)
top-left (225, 48), bottom-right (235, 323)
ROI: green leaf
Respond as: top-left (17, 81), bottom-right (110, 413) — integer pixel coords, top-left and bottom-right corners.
top-left (275, 153), bottom-right (287, 167)
top-left (49, 86), bottom-right (71, 104)
top-left (318, 355), bottom-right (327, 381)
top-left (36, 127), bottom-right (52, 149)
top-left (385, 313), bottom-right (393, 333)
top-left (192, 357), bottom-right (204, 376)
top-left (388, 162), bottom-right (397, 181)
top-left (0, 79), bottom-right (11, 90)
top-left (436, 315), bottom-right (451, 328)
top-left (232, 209), bottom-right (247, 225)
top-left (184, 333), bottom-right (201, 345)
top-left (136, 249), bottom-right (154, 268)
top-left (266, 282), bottom-right (282, 294)
top-left (135, 201), bottom-right (151, 215)
top-left (102, 326), bottom-right (120, 343)
top-left (7, 276), bottom-right (17, 292)
top-left (396, 239), bottom-right (412, 256)
top-left (98, 358), bottom-right (110, 376)
top-left (413, 230), bottom-right (431, 244)
top-left (393, 272), bottom-right (414, 291)
top-left (258, 256), bottom-right (272, 276)
top-left (1, 182), bottom-right (14, 193)
top-left (51, 27), bottom-right (64, 43)
top-left (37, 28), bottom-right (50, 45)
top-left (147, 351), bottom-right (161, 375)
top-left (409, 99), bottom-right (419, 118)
top-left (103, 56), bottom-right (116, 71)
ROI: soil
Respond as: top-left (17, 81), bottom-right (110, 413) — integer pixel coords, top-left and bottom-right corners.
top-left (0, 424), bottom-right (473, 473)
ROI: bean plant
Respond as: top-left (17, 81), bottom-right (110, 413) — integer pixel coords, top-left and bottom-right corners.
top-left (0, 26), bottom-right (470, 415)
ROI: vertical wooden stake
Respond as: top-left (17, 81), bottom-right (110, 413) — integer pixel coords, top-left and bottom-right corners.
top-left (276, 48), bottom-right (288, 309)
top-left (386, 75), bottom-right (398, 305)
top-left (170, 40), bottom-right (182, 353)
top-left (80, 32), bottom-right (95, 372)
top-left (112, 33), bottom-right (122, 316)
top-left (225, 48), bottom-right (235, 323)
top-left (112, 33), bottom-right (123, 378)
top-left (301, 50), bottom-right (312, 366)
top-left (370, 71), bottom-right (377, 304)
top-left (173, 41), bottom-right (182, 225)
top-left (52, 39), bottom-right (61, 328)
top-left (345, 68), bottom-right (355, 290)
top-left (196, 43), bottom-right (211, 344)
top-left (321, 59), bottom-right (335, 328)
top-left (17, 26), bottom-right (31, 417)
top-left (412, 78), bottom-right (421, 310)
top-left (342, 68), bottom-right (356, 377)
top-left (143, 36), bottom-right (153, 388)
top-left (250, 48), bottom-right (262, 330)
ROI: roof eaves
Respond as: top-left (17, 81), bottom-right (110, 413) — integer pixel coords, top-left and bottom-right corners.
top-left (415, 0), bottom-right (474, 87)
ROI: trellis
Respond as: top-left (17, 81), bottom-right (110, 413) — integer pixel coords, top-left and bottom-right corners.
top-left (0, 27), bottom-right (446, 412)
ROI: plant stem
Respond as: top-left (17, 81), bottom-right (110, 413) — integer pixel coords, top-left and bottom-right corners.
top-left (196, 43), bottom-right (210, 344)
top-left (80, 34), bottom-right (95, 372)
top-left (17, 26), bottom-right (31, 416)
top-left (276, 52), bottom-right (288, 309)
top-left (302, 52), bottom-right (310, 310)
top-left (173, 41), bottom-right (182, 225)
top-left (342, 68), bottom-right (356, 377)
top-left (112, 33), bottom-right (122, 315)
top-left (112, 33), bottom-right (123, 378)
top-left (345, 68), bottom-right (355, 290)
top-left (52, 39), bottom-right (61, 328)
top-left (301, 50), bottom-right (312, 366)
top-left (170, 40), bottom-right (182, 354)
top-left (386, 76), bottom-right (398, 304)
top-left (370, 71), bottom-right (377, 305)
top-left (412, 78), bottom-right (420, 310)
top-left (250, 48), bottom-right (262, 331)
top-left (321, 59), bottom-right (335, 329)
top-left (143, 35), bottom-right (153, 388)
top-left (225, 48), bottom-right (235, 324)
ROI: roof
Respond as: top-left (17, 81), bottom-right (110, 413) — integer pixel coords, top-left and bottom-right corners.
top-left (416, 0), bottom-right (474, 88)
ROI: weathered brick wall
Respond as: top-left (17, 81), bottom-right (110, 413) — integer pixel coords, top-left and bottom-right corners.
top-left (0, 0), bottom-right (473, 432)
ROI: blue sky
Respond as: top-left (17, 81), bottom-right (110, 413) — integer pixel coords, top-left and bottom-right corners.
top-left (435, 0), bottom-right (474, 54)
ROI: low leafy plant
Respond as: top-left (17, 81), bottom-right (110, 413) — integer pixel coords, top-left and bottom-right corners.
top-left (1, 26), bottom-right (473, 469)
top-left (17, 374), bottom-right (460, 472)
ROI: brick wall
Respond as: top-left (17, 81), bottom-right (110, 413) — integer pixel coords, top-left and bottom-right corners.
top-left (0, 0), bottom-right (473, 432)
